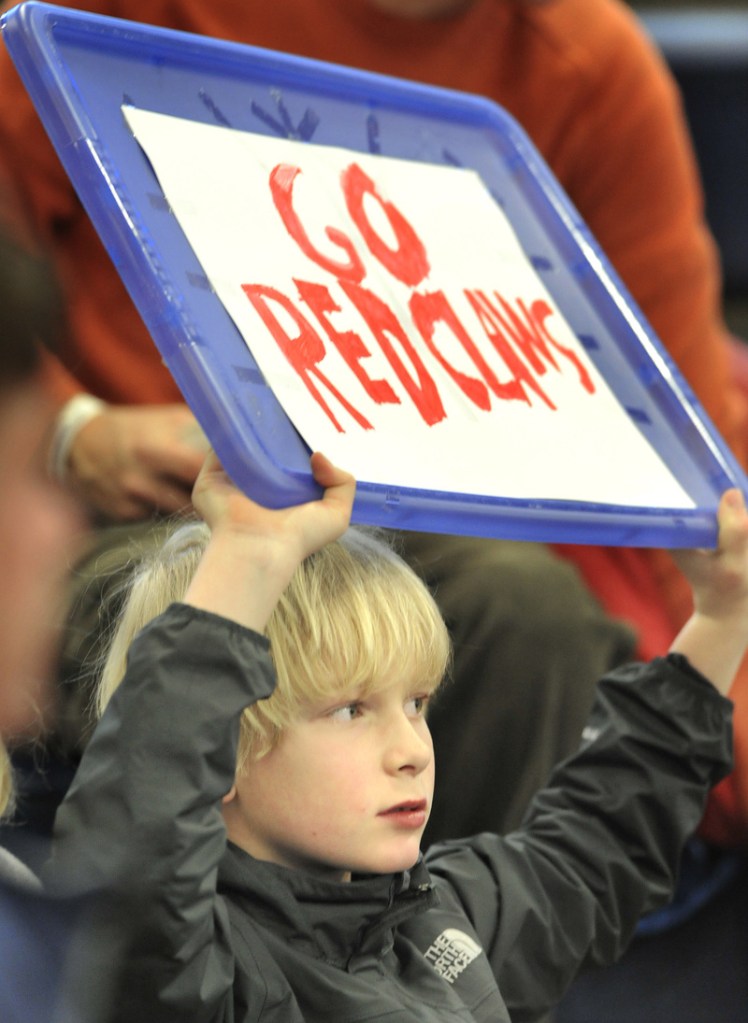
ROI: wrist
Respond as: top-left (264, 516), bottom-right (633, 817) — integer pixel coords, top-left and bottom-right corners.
top-left (49, 393), bottom-right (107, 481)
top-left (670, 609), bottom-right (748, 696)
top-left (184, 529), bottom-right (297, 632)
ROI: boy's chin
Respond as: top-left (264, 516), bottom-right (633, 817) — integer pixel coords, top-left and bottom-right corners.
top-left (362, 844), bottom-right (423, 877)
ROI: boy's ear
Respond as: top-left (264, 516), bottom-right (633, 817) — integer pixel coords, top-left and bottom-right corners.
top-left (221, 783), bottom-right (238, 806)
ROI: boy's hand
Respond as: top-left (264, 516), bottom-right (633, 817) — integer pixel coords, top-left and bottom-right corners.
top-left (186, 450), bottom-right (356, 631)
top-left (671, 488), bottom-right (748, 695)
top-left (674, 489), bottom-right (748, 621)
top-left (192, 450), bottom-right (355, 561)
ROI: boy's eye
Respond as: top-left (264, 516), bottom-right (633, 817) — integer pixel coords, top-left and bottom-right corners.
top-left (405, 694), bottom-right (429, 718)
top-left (329, 702), bottom-right (363, 723)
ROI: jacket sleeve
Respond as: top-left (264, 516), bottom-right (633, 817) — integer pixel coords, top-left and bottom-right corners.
top-left (44, 602), bottom-right (276, 1023)
top-left (425, 655), bottom-right (733, 1023)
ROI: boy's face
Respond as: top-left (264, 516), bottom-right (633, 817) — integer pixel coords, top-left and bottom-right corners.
top-left (222, 673), bottom-right (435, 881)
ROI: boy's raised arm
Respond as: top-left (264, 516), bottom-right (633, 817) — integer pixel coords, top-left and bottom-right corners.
top-left (670, 488), bottom-right (748, 695)
top-left (437, 494), bottom-right (744, 1020)
top-left (184, 450), bottom-right (356, 631)
top-left (44, 451), bottom-right (355, 1021)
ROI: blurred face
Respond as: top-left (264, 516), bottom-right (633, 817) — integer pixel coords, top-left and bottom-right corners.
top-left (223, 674), bottom-right (436, 881)
top-left (0, 383), bottom-right (85, 736)
top-left (364, 0), bottom-right (476, 17)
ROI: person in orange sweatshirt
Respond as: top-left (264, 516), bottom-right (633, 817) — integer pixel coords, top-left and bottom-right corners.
top-left (0, 0), bottom-right (746, 847)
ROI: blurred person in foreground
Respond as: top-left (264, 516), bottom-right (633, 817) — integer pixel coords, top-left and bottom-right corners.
top-left (0, 220), bottom-right (128, 1023)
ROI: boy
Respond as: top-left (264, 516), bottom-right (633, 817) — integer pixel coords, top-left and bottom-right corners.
top-left (46, 451), bottom-right (743, 1021)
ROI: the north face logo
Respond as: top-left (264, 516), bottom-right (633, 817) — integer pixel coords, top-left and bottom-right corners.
top-left (424, 928), bottom-right (483, 984)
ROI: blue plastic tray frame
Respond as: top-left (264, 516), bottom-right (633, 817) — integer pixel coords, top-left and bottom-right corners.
top-left (2, 1), bottom-right (744, 547)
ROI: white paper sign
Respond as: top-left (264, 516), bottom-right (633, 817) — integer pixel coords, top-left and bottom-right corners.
top-left (125, 106), bottom-right (693, 509)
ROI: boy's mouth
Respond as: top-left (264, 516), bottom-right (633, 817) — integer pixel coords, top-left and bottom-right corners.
top-left (378, 800), bottom-right (428, 827)
top-left (381, 800), bottom-right (427, 813)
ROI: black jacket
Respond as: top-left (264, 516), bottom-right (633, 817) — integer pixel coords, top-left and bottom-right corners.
top-left (46, 604), bottom-right (733, 1022)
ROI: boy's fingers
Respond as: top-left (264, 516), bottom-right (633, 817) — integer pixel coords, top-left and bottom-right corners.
top-left (310, 451), bottom-right (356, 494)
top-left (718, 488), bottom-right (748, 528)
top-left (309, 450), bottom-right (336, 482)
top-left (309, 452), bottom-right (356, 531)
top-left (720, 488), bottom-right (745, 514)
top-left (715, 488), bottom-right (748, 556)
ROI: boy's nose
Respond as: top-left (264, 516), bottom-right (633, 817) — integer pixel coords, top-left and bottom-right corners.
top-left (384, 715), bottom-right (433, 775)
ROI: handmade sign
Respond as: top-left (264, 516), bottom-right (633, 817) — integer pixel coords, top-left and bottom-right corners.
top-left (4, 1), bottom-right (744, 544)
top-left (125, 107), bottom-right (692, 509)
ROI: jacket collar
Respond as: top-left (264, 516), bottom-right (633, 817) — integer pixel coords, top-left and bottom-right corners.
top-left (219, 842), bottom-right (437, 967)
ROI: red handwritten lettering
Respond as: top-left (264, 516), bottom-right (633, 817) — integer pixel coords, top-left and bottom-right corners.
top-left (294, 278), bottom-right (400, 407)
top-left (241, 283), bottom-right (373, 432)
top-left (531, 298), bottom-right (595, 394)
top-left (341, 162), bottom-right (430, 288)
top-left (472, 292), bottom-right (594, 398)
top-left (464, 290), bottom-right (555, 409)
top-left (269, 164), bottom-right (366, 283)
top-left (257, 164), bottom-right (596, 433)
top-left (339, 280), bottom-right (446, 426)
top-left (409, 290), bottom-right (526, 410)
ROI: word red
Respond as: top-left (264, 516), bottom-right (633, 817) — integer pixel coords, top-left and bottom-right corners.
top-left (242, 161), bottom-right (594, 432)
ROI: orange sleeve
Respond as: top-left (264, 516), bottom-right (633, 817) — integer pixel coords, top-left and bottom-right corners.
top-left (0, 0), bottom-right (180, 404)
top-left (544, 1), bottom-right (745, 462)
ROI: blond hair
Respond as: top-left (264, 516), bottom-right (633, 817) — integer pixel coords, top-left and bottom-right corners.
top-left (98, 521), bottom-right (451, 772)
top-left (0, 741), bottom-right (13, 819)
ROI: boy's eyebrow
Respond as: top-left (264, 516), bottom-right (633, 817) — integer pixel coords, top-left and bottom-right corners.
top-left (299, 686), bottom-right (367, 713)
top-left (300, 668), bottom-right (445, 711)
top-left (408, 680), bottom-right (439, 696)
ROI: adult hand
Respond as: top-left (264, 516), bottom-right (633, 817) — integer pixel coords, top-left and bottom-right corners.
top-left (66, 404), bottom-right (209, 520)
